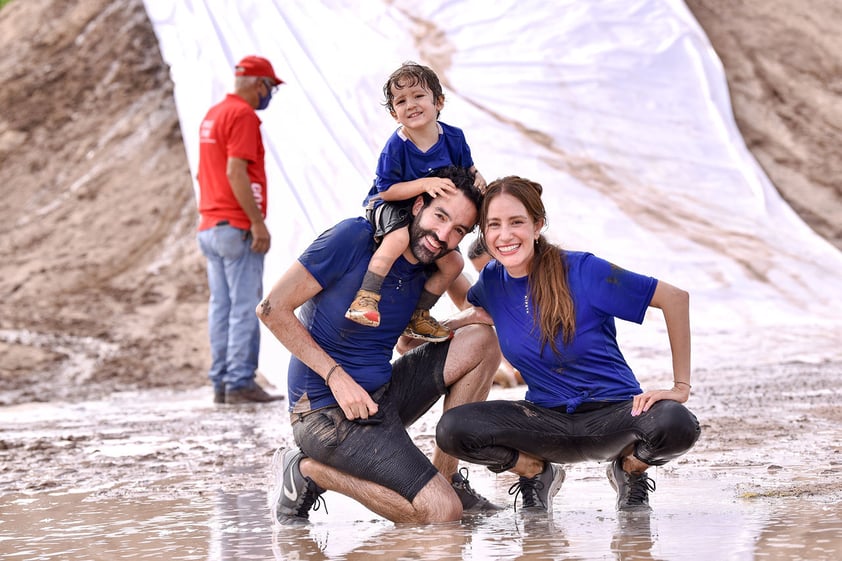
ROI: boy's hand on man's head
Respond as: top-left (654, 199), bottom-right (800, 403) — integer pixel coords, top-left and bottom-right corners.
top-left (423, 177), bottom-right (457, 198)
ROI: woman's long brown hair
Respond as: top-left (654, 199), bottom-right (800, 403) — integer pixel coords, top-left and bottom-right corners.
top-left (479, 176), bottom-right (575, 355)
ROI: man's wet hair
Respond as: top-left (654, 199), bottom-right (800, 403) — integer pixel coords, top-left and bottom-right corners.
top-left (421, 166), bottom-right (483, 220)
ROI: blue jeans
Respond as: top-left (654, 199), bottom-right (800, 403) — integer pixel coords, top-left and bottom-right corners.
top-left (198, 224), bottom-right (264, 392)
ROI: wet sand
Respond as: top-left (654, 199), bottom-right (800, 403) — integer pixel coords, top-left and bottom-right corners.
top-left (2, 343), bottom-right (841, 560)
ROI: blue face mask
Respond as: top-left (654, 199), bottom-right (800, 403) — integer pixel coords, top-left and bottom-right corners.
top-left (257, 89), bottom-right (272, 110)
top-left (257, 78), bottom-right (275, 111)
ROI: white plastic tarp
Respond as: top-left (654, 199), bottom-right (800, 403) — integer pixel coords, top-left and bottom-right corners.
top-left (143, 0), bottom-right (842, 384)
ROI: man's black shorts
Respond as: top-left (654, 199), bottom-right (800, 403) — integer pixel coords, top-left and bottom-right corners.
top-left (292, 340), bottom-right (451, 502)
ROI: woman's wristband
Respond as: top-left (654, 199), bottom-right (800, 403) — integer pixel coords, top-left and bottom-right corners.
top-left (325, 364), bottom-right (341, 385)
top-left (673, 381), bottom-right (691, 388)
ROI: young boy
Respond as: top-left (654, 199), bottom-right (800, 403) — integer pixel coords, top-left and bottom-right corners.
top-left (345, 62), bottom-right (486, 342)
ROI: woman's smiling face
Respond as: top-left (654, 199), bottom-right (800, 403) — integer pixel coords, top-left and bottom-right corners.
top-left (483, 193), bottom-right (544, 278)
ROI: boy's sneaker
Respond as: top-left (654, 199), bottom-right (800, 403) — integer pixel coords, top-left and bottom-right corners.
top-left (402, 309), bottom-right (452, 342)
top-left (451, 468), bottom-right (502, 514)
top-left (345, 289), bottom-right (381, 327)
top-left (508, 462), bottom-right (565, 512)
top-left (606, 457), bottom-right (656, 511)
top-left (268, 448), bottom-right (327, 525)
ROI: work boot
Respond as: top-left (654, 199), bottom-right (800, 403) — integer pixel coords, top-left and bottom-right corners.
top-left (606, 457), bottom-right (656, 511)
top-left (268, 448), bottom-right (327, 525)
top-left (508, 462), bottom-right (566, 512)
top-left (345, 289), bottom-right (381, 327)
top-left (402, 309), bottom-right (452, 342)
top-left (451, 467), bottom-right (502, 514)
top-left (225, 381), bottom-right (284, 404)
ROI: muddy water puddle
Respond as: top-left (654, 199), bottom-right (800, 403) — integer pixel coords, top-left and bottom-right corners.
top-left (2, 473), bottom-right (840, 560)
top-left (2, 386), bottom-right (841, 560)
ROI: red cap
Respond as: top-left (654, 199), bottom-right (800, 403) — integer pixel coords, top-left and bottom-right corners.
top-left (235, 55), bottom-right (283, 86)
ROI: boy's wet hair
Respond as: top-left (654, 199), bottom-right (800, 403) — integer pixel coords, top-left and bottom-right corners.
top-left (382, 61), bottom-right (444, 115)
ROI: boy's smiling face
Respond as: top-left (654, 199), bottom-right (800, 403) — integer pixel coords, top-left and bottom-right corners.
top-left (390, 80), bottom-right (444, 129)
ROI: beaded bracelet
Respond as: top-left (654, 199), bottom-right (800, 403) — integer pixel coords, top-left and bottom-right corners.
top-left (325, 364), bottom-right (341, 385)
top-left (673, 381), bottom-right (692, 388)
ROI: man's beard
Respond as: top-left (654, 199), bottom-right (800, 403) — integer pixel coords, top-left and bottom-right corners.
top-left (409, 217), bottom-right (450, 265)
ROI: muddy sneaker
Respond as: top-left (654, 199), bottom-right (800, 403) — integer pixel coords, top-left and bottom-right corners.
top-left (402, 308), bottom-right (452, 342)
top-left (345, 289), bottom-right (381, 327)
top-left (508, 462), bottom-right (565, 512)
top-left (268, 448), bottom-right (327, 525)
top-left (452, 467), bottom-right (502, 514)
top-left (606, 458), bottom-right (656, 512)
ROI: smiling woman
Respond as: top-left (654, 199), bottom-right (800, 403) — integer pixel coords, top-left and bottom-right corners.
top-left (436, 174), bottom-right (700, 513)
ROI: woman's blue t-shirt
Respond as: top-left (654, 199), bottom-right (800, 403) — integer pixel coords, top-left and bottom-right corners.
top-left (468, 251), bottom-right (657, 412)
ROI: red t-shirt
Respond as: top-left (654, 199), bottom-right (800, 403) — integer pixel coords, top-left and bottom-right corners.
top-left (197, 94), bottom-right (267, 231)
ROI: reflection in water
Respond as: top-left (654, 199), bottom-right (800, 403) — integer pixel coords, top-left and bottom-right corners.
top-left (272, 524), bottom-right (328, 560)
top-left (610, 511), bottom-right (661, 561)
top-left (208, 490), bottom-right (273, 560)
top-left (272, 522), bottom-right (474, 560)
top-left (754, 504), bottom-right (842, 561)
top-left (511, 514), bottom-right (574, 560)
top-left (1, 481), bottom-right (841, 560)
top-left (0, 493), bottom-right (212, 559)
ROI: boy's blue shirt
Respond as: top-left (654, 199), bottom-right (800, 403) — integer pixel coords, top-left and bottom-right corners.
top-left (363, 121), bottom-right (475, 207)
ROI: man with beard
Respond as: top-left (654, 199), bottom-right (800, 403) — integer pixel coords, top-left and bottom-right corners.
top-left (258, 166), bottom-right (502, 524)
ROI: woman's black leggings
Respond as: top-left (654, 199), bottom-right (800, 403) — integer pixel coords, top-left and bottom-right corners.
top-left (436, 399), bottom-right (700, 472)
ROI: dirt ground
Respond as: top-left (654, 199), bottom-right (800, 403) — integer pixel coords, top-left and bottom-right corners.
top-left (1, 357), bottom-right (840, 503)
top-left (0, 0), bottom-right (207, 405)
top-left (685, 0), bottom-right (842, 250)
top-left (1, 0), bottom-right (841, 503)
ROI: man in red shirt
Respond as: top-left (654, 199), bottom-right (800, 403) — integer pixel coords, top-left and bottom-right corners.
top-left (197, 55), bottom-right (284, 404)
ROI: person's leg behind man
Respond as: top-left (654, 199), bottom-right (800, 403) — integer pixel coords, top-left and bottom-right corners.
top-left (214, 225), bottom-right (280, 403)
top-left (198, 228), bottom-right (231, 404)
top-left (224, 235), bottom-right (262, 388)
